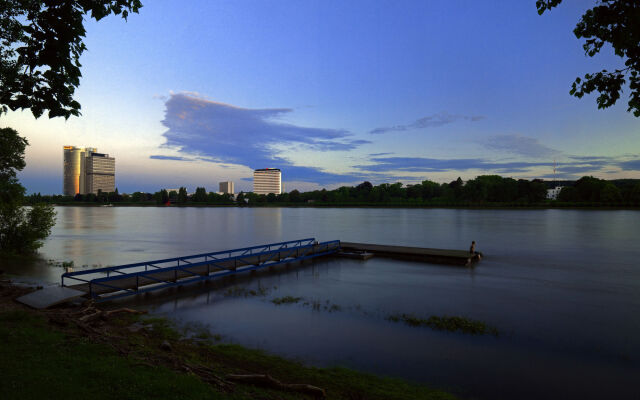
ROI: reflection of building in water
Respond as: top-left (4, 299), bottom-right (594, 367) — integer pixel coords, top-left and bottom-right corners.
top-left (62, 146), bottom-right (115, 195)
top-left (253, 168), bottom-right (281, 195)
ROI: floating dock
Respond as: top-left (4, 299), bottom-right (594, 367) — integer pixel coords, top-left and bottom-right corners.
top-left (61, 238), bottom-right (339, 302)
top-left (339, 242), bottom-right (481, 266)
top-left (17, 238), bottom-right (481, 308)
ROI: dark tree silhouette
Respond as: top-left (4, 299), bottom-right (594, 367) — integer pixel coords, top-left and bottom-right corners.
top-left (537, 0), bottom-right (640, 116)
top-left (0, 1), bottom-right (142, 119)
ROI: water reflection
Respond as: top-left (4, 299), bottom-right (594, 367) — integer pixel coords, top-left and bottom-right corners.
top-left (5, 206), bottom-right (640, 400)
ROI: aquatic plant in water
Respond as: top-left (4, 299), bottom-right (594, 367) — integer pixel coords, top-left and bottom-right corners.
top-left (271, 296), bottom-right (302, 305)
top-left (387, 313), bottom-right (498, 336)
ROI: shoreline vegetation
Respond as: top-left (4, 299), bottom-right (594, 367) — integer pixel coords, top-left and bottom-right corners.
top-left (0, 281), bottom-right (457, 400)
top-left (25, 176), bottom-right (640, 209)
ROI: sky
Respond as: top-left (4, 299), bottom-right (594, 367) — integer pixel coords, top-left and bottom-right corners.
top-left (2, 0), bottom-right (639, 194)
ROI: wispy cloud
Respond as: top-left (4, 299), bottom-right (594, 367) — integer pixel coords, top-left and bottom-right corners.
top-left (157, 93), bottom-right (370, 184)
top-left (354, 157), bottom-right (553, 173)
top-left (150, 155), bottom-right (193, 161)
top-left (618, 159), bottom-right (640, 171)
top-left (482, 134), bottom-right (561, 158)
top-left (353, 154), bottom-right (639, 177)
top-left (370, 112), bottom-right (484, 134)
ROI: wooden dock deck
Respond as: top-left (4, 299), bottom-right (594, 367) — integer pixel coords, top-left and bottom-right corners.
top-left (20, 238), bottom-right (481, 308)
top-left (68, 243), bottom-right (337, 296)
top-left (339, 242), bottom-right (482, 266)
top-left (61, 239), bottom-right (340, 302)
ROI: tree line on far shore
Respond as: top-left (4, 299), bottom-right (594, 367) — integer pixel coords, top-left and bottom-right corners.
top-left (24, 176), bottom-right (640, 207)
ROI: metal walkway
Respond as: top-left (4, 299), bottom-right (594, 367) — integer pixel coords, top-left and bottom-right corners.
top-left (62, 238), bottom-right (340, 302)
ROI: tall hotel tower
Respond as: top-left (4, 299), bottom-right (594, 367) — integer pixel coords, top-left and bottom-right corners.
top-left (63, 146), bottom-right (115, 195)
top-left (63, 146), bottom-right (96, 195)
top-left (253, 168), bottom-right (281, 195)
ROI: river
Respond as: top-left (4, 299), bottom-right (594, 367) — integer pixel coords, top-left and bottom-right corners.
top-left (3, 206), bottom-right (639, 399)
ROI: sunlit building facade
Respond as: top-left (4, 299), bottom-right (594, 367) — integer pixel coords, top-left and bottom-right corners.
top-left (84, 152), bottom-right (116, 194)
top-left (63, 146), bottom-right (96, 195)
top-left (219, 181), bottom-right (234, 194)
top-left (253, 168), bottom-right (281, 195)
top-left (63, 146), bottom-right (115, 195)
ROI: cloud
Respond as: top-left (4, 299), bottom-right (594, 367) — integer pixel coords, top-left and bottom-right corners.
top-left (353, 155), bottom-right (629, 176)
top-left (482, 135), bottom-right (561, 158)
top-left (369, 152), bottom-right (393, 156)
top-left (159, 93), bottom-right (370, 184)
top-left (150, 155), bottom-right (193, 161)
top-left (370, 112), bottom-right (484, 134)
top-left (618, 159), bottom-right (640, 171)
top-left (354, 157), bottom-right (552, 173)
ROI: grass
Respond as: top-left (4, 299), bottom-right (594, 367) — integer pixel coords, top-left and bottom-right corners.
top-left (0, 308), bottom-right (458, 400)
top-left (0, 311), bottom-right (223, 400)
top-left (223, 285), bottom-right (270, 298)
top-left (388, 313), bottom-right (499, 336)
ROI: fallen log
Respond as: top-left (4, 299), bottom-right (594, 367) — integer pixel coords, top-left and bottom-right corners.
top-left (226, 373), bottom-right (325, 397)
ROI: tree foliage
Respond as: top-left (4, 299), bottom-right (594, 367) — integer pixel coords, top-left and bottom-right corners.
top-left (0, 0), bottom-right (142, 119)
top-left (537, 0), bottom-right (640, 116)
top-left (0, 128), bottom-right (56, 254)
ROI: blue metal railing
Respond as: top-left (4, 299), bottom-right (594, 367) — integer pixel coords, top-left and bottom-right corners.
top-left (61, 238), bottom-right (340, 301)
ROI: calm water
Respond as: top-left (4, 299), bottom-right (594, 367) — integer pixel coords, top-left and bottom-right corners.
top-left (4, 206), bottom-right (640, 399)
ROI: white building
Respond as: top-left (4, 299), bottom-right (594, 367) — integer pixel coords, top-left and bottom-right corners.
top-left (63, 146), bottom-right (115, 195)
top-left (219, 181), bottom-right (234, 194)
top-left (253, 168), bottom-right (281, 195)
top-left (83, 152), bottom-right (116, 194)
top-left (547, 186), bottom-right (563, 200)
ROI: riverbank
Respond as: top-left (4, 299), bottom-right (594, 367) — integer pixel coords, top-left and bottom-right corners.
top-left (39, 201), bottom-right (640, 209)
top-left (0, 281), bottom-right (456, 400)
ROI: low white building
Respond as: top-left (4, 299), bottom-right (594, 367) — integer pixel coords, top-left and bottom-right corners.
top-left (547, 186), bottom-right (563, 200)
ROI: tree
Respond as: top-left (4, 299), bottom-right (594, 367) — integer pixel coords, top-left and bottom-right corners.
top-left (0, 0), bottom-right (142, 118)
top-left (193, 187), bottom-right (207, 202)
top-left (537, 0), bottom-right (640, 116)
top-left (154, 189), bottom-right (168, 205)
top-left (0, 128), bottom-right (56, 254)
top-left (178, 187), bottom-right (188, 203)
top-left (288, 190), bottom-right (301, 203)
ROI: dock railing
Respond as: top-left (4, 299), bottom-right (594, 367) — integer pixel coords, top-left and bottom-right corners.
top-left (61, 238), bottom-right (340, 301)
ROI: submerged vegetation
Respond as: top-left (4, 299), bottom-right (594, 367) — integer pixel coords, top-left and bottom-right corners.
top-left (223, 285), bottom-right (271, 298)
top-left (387, 314), bottom-right (499, 336)
top-left (0, 285), bottom-right (457, 400)
top-left (271, 296), bottom-right (302, 305)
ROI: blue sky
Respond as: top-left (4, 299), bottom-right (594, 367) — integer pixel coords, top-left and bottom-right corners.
top-left (2, 0), bottom-right (639, 194)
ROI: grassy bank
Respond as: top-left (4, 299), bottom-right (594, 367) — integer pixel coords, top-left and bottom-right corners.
top-left (0, 284), bottom-right (456, 400)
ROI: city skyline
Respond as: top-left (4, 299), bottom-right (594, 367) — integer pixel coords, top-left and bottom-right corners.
top-left (63, 146), bottom-right (115, 195)
top-left (2, 1), bottom-right (639, 194)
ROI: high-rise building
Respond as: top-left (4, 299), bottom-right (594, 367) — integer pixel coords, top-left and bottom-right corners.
top-left (63, 146), bottom-right (96, 195)
top-left (62, 146), bottom-right (114, 195)
top-left (219, 181), bottom-right (234, 194)
top-left (84, 152), bottom-right (116, 194)
top-left (253, 168), bottom-right (281, 195)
